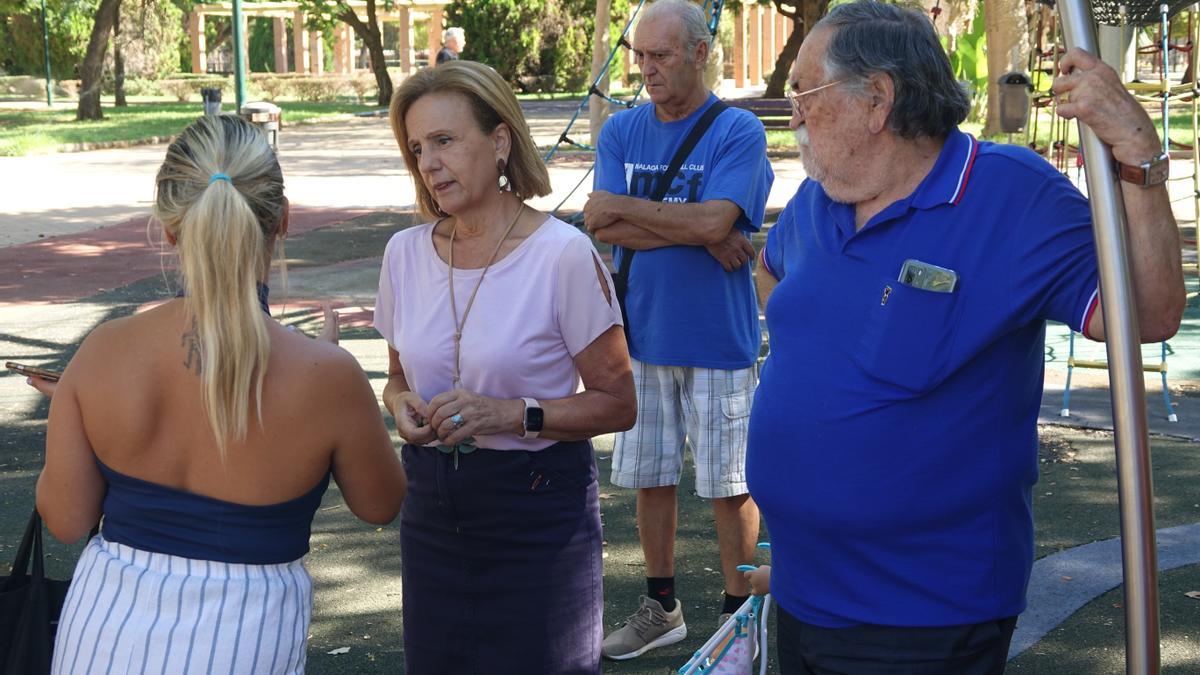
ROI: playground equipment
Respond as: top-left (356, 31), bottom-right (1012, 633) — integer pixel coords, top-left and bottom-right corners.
top-left (1030, 0), bottom-right (1195, 421)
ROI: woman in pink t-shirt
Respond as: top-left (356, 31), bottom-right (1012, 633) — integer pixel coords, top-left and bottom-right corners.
top-left (375, 61), bottom-right (636, 674)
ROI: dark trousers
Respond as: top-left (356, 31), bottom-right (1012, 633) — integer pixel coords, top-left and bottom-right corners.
top-left (399, 442), bottom-right (602, 675)
top-left (776, 603), bottom-right (1017, 675)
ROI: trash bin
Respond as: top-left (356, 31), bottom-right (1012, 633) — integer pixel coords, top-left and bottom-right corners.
top-left (201, 87), bottom-right (222, 116)
top-left (239, 102), bottom-right (282, 151)
top-left (997, 72), bottom-right (1032, 134)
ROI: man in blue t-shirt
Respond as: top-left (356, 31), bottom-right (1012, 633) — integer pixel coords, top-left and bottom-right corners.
top-left (583, 0), bottom-right (774, 661)
top-left (749, 3), bottom-right (1184, 674)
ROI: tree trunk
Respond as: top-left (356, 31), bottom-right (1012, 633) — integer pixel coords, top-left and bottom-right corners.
top-left (211, 22), bottom-right (232, 51)
top-left (338, 0), bottom-right (393, 107)
top-left (113, 8), bottom-right (127, 107)
top-left (367, 37), bottom-right (392, 106)
top-left (764, 0), bottom-right (828, 98)
top-left (765, 22), bottom-right (804, 97)
top-left (77, 0), bottom-right (121, 121)
top-left (983, 0), bottom-right (1028, 136)
top-left (590, 0), bottom-right (612, 147)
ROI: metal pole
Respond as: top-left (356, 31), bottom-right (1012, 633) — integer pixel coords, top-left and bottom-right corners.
top-left (1160, 4), bottom-right (1171, 150)
top-left (1055, 1), bottom-right (1161, 673)
top-left (40, 0), bottom-right (52, 107)
top-left (232, 0), bottom-right (247, 109)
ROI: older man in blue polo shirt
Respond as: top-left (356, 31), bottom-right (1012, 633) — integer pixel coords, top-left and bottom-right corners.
top-left (749, 3), bottom-right (1185, 674)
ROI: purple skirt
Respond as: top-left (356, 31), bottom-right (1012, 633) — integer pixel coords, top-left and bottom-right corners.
top-left (399, 441), bottom-right (602, 674)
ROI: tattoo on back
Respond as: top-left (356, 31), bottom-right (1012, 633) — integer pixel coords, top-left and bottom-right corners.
top-left (182, 317), bottom-right (202, 375)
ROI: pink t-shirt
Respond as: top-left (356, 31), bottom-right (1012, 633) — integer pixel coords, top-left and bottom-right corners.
top-left (374, 215), bottom-right (623, 451)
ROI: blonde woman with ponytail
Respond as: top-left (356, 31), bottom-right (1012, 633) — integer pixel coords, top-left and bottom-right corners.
top-left (34, 114), bottom-right (406, 675)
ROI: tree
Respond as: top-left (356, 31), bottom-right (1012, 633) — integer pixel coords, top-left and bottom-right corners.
top-left (447, 0), bottom-right (545, 87)
top-left (113, 9), bottom-right (126, 106)
top-left (77, 0), bottom-right (121, 120)
top-left (298, 0), bottom-right (393, 106)
top-left (110, 0), bottom-right (185, 79)
top-left (753, 0), bottom-right (830, 98)
top-left (0, 0), bottom-right (98, 79)
top-left (722, 1), bottom-right (830, 98)
top-left (446, 0), bottom-right (629, 92)
top-left (983, 0), bottom-right (1028, 135)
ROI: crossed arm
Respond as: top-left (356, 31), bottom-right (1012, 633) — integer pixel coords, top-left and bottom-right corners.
top-left (583, 192), bottom-right (755, 271)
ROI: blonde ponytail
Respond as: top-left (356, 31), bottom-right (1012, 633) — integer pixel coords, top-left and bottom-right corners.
top-left (153, 115), bottom-right (285, 456)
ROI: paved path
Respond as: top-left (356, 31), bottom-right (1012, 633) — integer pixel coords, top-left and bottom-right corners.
top-left (1, 102), bottom-right (809, 248)
top-left (1010, 522), bottom-right (1200, 660)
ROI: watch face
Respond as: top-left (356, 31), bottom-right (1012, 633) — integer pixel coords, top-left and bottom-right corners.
top-left (1147, 158), bottom-right (1170, 186)
top-left (526, 406), bottom-right (545, 432)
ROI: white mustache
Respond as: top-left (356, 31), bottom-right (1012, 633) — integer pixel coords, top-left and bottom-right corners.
top-left (794, 126), bottom-right (809, 149)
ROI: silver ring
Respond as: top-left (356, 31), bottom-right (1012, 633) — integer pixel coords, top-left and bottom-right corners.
top-left (450, 413), bottom-right (465, 428)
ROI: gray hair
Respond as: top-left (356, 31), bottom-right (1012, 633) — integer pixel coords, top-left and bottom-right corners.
top-left (443, 26), bottom-right (465, 43)
top-left (641, 0), bottom-right (712, 63)
top-left (814, 2), bottom-right (969, 139)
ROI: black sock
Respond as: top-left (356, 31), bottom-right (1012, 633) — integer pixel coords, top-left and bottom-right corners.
top-left (647, 576), bottom-right (676, 612)
top-left (722, 592), bottom-right (750, 615)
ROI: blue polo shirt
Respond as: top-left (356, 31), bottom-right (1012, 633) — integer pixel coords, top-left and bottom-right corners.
top-left (747, 129), bottom-right (1100, 628)
top-left (593, 94), bottom-right (774, 369)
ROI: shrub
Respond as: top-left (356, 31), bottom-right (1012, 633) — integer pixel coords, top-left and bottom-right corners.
top-left (348, 74), bottom-right (376, 103)
top-left (292, 75), bottom-right (347, 102)
top-left (255, 74), bottom-right (294, 100)
top-left (122, 76), bottom-right (163, 97)
top-left (446, 0), bottom-right (631, 93)
top-left (0, 75), bottom-right (49, 98)
top-left (159, 75), bottom-right (230, 102)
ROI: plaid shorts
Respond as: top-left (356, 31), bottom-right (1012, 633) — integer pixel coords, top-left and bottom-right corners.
top-left (610, 359), bottom-right (756, 499)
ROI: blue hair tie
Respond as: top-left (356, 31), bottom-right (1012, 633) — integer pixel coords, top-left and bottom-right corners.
top-left (209, 172), bottom-right (232, 185)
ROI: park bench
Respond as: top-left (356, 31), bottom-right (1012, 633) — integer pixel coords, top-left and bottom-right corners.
top-left (723, 97), bottom-right (791, 129)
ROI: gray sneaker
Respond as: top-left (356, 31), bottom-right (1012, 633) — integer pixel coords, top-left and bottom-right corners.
top-left (601, 596), bottom-right (688, 660)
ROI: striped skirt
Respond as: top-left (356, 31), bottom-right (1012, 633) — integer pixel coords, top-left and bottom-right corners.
top-left (52, 535), bottom-right (312, 675)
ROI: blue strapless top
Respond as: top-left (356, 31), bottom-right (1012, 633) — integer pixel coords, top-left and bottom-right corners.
top-left (96, 458), bottom-right (330, 565)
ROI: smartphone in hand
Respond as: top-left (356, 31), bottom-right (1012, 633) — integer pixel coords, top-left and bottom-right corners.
top-left (5, 361), bottom-right (62, 382)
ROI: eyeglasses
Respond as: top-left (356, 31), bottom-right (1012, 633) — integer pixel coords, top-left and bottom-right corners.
top-left (784, 79), bottom-right (846, 114)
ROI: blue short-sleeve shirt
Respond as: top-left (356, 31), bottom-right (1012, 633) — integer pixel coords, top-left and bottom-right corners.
top-left (594, 94), bottom-right (774, 369)
top-left (748, 129), bottom-right (1100, 628)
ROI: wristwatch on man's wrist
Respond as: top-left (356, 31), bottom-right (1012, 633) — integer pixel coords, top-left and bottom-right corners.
top-left (1116, 152), bottom-right (1169, 187)
top-left (521, 397), bottom-right (544, 439)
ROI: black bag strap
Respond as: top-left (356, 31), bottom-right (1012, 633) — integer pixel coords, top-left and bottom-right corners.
top-left (2, 510), bottom-right (43, 591)
top-left (614, 99), bottom-right (729, 334)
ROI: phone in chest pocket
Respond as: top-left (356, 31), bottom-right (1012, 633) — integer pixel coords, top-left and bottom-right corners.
top-left (898, 259), bottom-right (958, 293)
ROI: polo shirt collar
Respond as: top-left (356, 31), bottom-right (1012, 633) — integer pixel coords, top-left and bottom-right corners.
top-left (910, 128), bottom-right (980, 210)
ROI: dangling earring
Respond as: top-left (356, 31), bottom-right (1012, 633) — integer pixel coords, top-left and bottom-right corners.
top-left (497, 158), bottom-right (510, 192)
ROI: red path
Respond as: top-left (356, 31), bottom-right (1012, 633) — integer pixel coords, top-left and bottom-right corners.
top-left (0, 208), bottom-right (367, 306)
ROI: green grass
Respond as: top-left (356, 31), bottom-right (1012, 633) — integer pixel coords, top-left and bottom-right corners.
top-left (0, 101), bottom-right (376, 156)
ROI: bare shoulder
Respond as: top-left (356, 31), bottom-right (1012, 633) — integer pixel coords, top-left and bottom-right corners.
top-left (271, 326), bottom-right (371, 390)
top-left (69, 304), bottom-right (170, 368)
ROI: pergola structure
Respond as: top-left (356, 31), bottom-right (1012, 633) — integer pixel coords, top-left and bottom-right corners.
top-left (187, 0), bottom-right (451, 76)
top-left (728, 2), bottom-right (793, 88)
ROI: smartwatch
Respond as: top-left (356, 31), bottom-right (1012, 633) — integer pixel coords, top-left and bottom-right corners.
top-left (1116, 152), bottom-right (1169, 187)
top-left (521, 397), bottom-right (544, 439)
